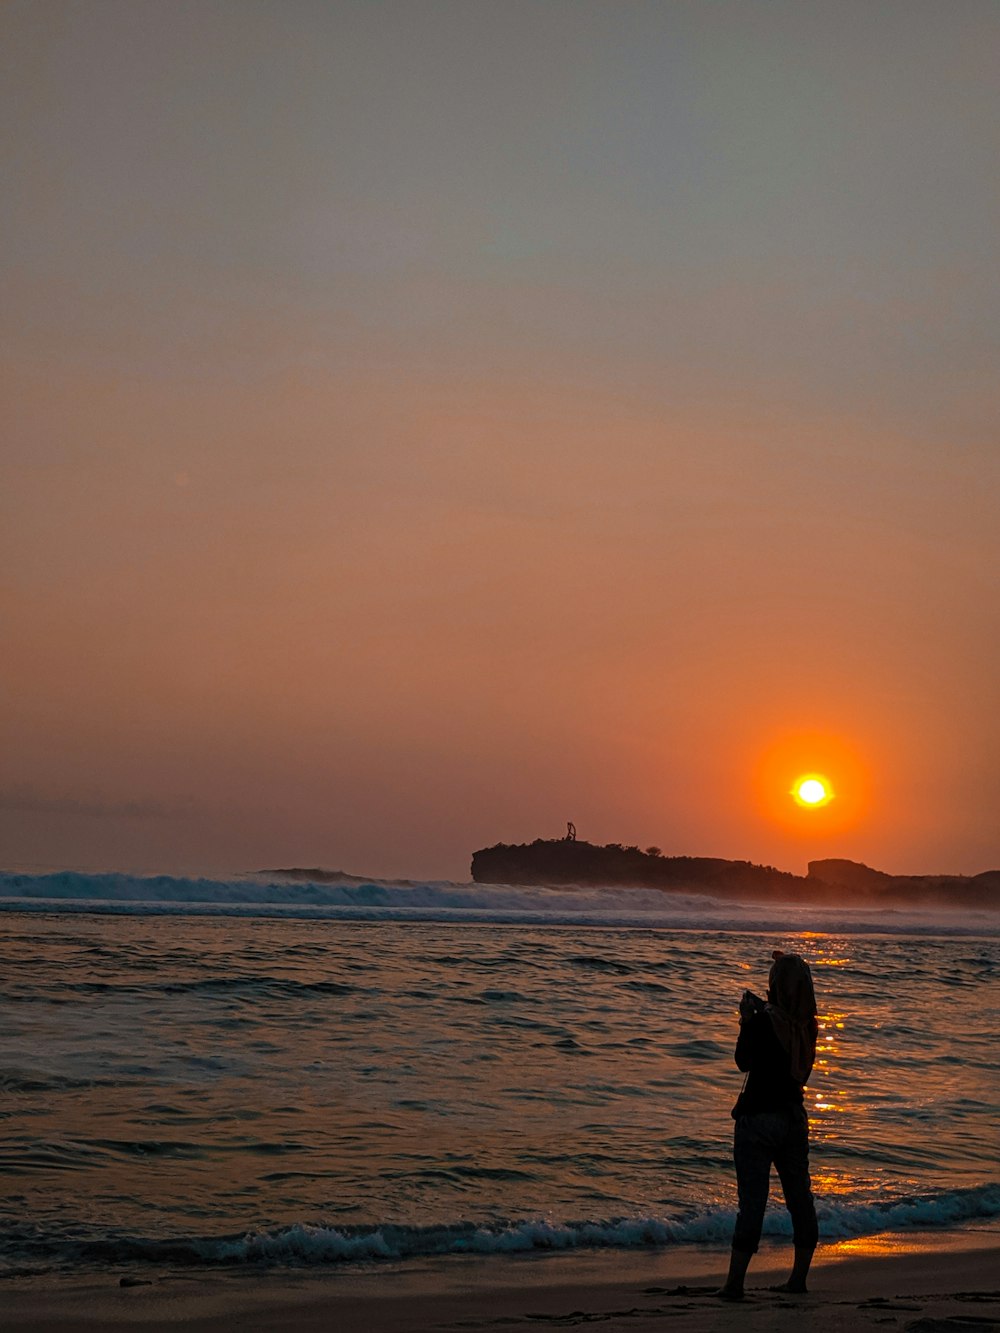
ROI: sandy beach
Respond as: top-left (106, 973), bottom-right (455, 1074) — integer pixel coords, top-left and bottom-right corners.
top-left (3, 1230), bottom-right (998, 1333)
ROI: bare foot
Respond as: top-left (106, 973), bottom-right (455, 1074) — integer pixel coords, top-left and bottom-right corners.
top-left (769, 1280), bottom-right (808, 1294)
top-left (716, 1284), bottom-right (745, 1301)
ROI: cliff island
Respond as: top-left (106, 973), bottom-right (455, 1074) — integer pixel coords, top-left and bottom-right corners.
top-left (470, 837), bottom-right (1000, 909)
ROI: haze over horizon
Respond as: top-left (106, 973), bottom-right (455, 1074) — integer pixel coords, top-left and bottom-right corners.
top-left (3, 1), bottom-right (998, 882)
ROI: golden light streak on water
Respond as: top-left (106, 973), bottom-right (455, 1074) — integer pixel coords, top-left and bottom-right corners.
top-left (827, 1234), bottom-right (919, 1256)
top-left (810, 1170), bottom-right (856, 1197)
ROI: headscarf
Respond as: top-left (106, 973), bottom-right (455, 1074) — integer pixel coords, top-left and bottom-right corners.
top-left (766, 951), bottom-right (818, 1085)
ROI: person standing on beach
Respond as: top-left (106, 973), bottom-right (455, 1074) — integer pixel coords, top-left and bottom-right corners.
top-left (718, 950), bottom-right (820, 1300)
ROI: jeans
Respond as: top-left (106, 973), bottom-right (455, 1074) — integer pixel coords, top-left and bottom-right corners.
top-left (732, 1104), bottom-right (818, 1254)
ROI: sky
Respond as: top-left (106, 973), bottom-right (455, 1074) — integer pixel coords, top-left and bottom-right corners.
top-left (2, 0), bottom-right (998, 881)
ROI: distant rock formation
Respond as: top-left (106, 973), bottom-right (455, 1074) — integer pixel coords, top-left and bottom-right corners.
top-left (807, 858), bottom-right (1000, 908)
top-left (469, 841), bottom-right (999, 909)
top-left (266, 866), bottom-right (366, 883)
top-left (470, 840), bottom-right (800, 898)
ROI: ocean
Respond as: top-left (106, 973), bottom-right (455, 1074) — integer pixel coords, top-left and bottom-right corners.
top-left (0, 869), bottom-right (997, 1279)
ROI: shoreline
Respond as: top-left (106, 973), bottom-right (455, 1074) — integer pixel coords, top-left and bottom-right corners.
top-left (3, 1226), bottom-right (999, 1332)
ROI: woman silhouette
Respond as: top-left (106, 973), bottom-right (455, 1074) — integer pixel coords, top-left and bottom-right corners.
top-left (718, 950), bottom-right (820, 1299)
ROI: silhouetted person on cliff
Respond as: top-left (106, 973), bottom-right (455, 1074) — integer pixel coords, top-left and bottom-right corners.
top-left (718, 950), bottom-right (819, 1300)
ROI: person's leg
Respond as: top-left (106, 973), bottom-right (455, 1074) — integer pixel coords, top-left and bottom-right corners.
top-left (773, 1106), bottom-right (818, 1293)
top-left (719, 1244), bottom-right (753, 1300)
top-left (719, 1115), bottom-right (776, 1298)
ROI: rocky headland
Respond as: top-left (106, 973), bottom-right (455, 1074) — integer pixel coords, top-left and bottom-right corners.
top-left (469, 839), bottom-right (1000, 908)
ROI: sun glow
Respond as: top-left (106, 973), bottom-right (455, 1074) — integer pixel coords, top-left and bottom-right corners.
top-left (792, 774), bottom-right (834, 808)
top-left (754, 731), bottom-right (868, 837)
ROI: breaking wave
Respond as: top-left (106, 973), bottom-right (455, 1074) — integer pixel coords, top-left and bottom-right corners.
top-left (0, 870), bottom-right (996, 935)
top-left (3, 1185), bottom-right (998, 1275)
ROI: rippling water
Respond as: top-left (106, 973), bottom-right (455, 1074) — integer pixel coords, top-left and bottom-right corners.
top-left (0, 908), bottom-right (997, 1275)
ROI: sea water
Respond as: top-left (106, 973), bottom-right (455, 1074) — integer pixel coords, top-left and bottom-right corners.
top-left (0, 870), bottom-right (997, 1278)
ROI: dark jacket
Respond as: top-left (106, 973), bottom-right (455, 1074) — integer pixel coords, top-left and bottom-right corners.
top-left (731, 1009), bottom-right (805, 1118)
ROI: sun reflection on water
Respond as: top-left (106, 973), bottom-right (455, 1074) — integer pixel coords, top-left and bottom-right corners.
top-left (810, 1169), bottom-right (855, 1197)
top-left (828, 1234), bottom-right (914, 1256)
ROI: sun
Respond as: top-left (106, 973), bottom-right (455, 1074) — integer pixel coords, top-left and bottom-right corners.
top-left (792, 773), bottom-right (835, 808)
top-left (755, 732), bottom-right (864, 834)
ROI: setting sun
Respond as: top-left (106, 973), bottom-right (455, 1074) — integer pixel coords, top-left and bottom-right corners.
top-left (753, 731), bottom-right (868, 841)
top-left (793, 774), bottom-right (835, 808)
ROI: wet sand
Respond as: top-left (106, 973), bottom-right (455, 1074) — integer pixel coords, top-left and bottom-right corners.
top-left (3, 1230), bottom-right (998, 1332)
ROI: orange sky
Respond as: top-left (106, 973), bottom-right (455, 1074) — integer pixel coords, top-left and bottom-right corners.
top-left (2, 2), bottom-right (998, 879)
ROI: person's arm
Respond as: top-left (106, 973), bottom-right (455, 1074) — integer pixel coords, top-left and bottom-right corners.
top-left (735, 1011), bottom-right (763, 1072)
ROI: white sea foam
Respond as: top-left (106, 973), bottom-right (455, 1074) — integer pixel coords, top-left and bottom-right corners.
top-left (0, 869), bottom-right (996, 936)
top-left (221, 1184), bottom-right (1000, 1263)
top-left (16, 1184), bottom-right (996, 1270)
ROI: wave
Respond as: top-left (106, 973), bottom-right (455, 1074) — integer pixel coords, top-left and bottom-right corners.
top-left (0, 870), bottom-right (996, 936)
top-left (2, 1184), bottom-right (997, 1274)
